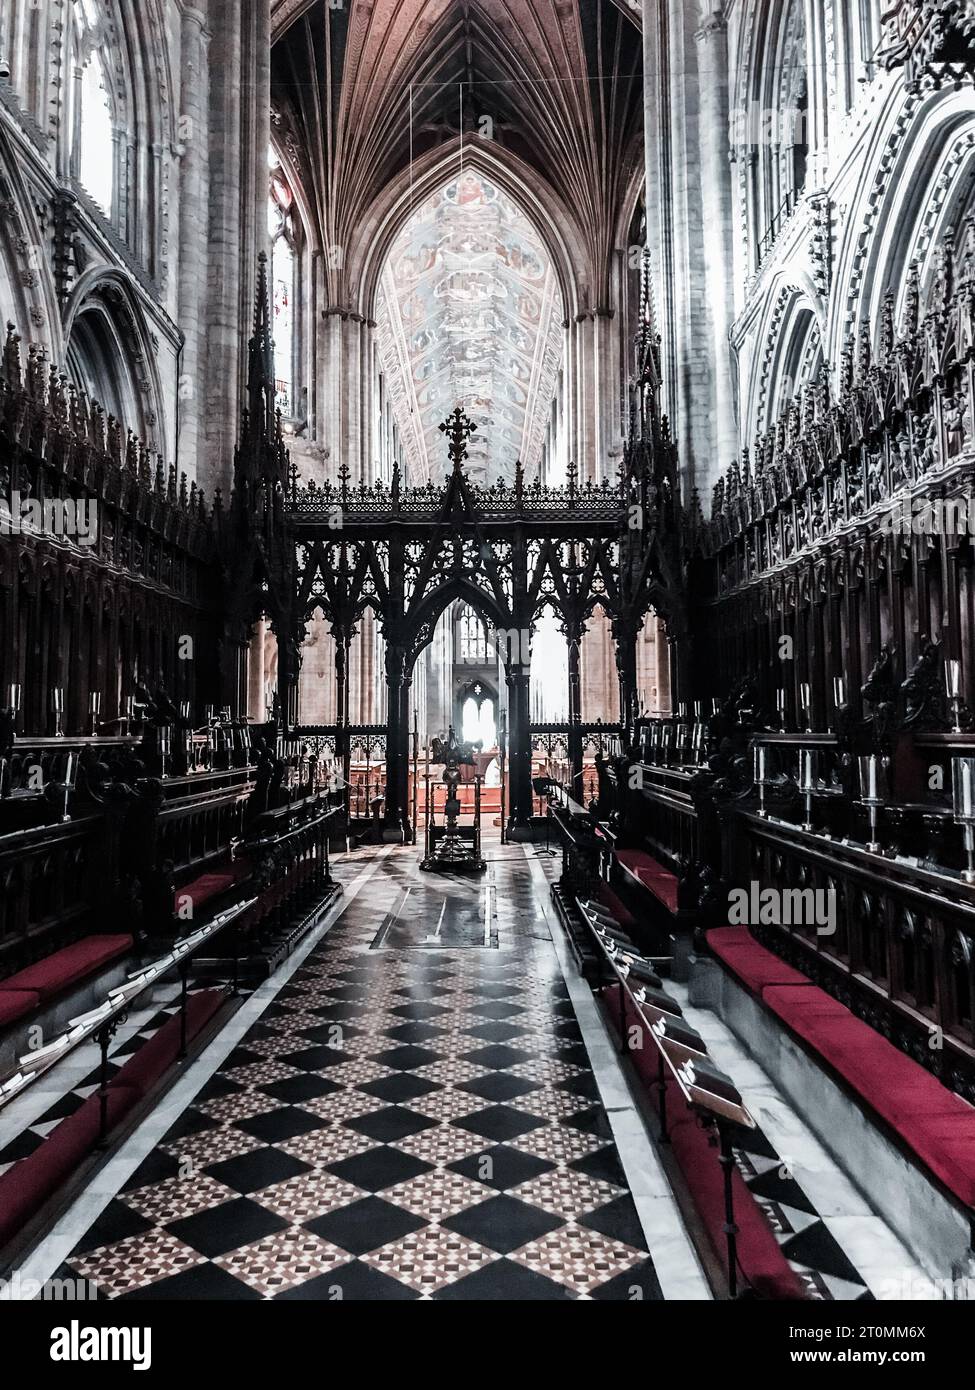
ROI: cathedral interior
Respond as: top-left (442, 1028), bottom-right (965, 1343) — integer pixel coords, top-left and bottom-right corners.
top-left (1, 0), bottom-right (975, 1335)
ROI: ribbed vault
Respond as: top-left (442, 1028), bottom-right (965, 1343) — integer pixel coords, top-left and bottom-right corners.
top-left (269, 0), bottom-right (643, 314)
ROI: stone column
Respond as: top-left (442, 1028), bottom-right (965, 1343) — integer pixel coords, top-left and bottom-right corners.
top-left (383, 644), bottom-right (409, 841)
top-left (642, 0), bottom-right (728, 495)
top-left (694, 6), bottom-right (738, 475)
top-left (506, 662), bottom-right (533, 837)
top-left (202, 0), bottom-right (271, 497)
top-left (246, 617), bottom-right (266, 723)
top-left (566, 310), bottom-right (622, 482)
top-left (175, 6), bottom-right (211, 478)
top-left (319, 312), bottom-right (379, 484)
top-left (567, 624), bottom-right (583, 787)
top-left (613, 616), bottom-right (639, 752)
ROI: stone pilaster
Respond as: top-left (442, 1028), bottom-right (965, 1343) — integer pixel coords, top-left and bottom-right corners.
top-left (202, 0), bottom-right (271, 497)
top-left (175, 4), bottom-right (211, 478)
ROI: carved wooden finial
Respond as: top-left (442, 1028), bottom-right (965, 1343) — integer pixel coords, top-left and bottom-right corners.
top-left (438, 406), bottom-right (477, 471)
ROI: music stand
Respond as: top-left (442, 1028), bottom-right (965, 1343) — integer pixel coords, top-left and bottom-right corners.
top-left (532, 776), bottom-right (558, 856)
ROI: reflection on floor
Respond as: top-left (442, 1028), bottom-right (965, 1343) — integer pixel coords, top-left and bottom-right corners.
top-left (53, 844), bottom-right (667, 1299)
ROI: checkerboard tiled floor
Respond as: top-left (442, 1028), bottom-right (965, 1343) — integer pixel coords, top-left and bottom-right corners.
top-left (57, 846), bottom-right (661, 1300)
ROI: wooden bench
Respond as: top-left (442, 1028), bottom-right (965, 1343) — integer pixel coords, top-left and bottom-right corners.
top-left (0, 934), bottom-right (134, 1035)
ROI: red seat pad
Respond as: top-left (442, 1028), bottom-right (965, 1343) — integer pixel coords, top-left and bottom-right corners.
top-left (596, 883), bottom-right (640, 934)
top-left (708, 926), bottom-right (810, 993)
top-left (176, 856), bottom-right (252, 913)
top-left (175, 871), bottom-right (237, 912)
top-left (0, 989), bottom-right (40, 1029)
top-left (0, 1085), bottom-right (140, 1250)
top-left (764, 983), bottom-right (975, 1206)
top-left (606, 985), bottom-right (804, 1300)
top-left (3, 935), bottom-right (134, 1002)
top-left (615, 848), bottom-right (680, 913)
top-left (112, 990), bottom-right (226, 1096)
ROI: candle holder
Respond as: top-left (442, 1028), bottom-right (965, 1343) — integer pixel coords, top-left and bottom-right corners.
top-left (798, 748), bottom-right (819, 831)
top-left (753, 743), bottom-right (769, 819)
top-left (124, 693), bottom-right (137, 738)
top-left (675, 723), bottom-right (689, 767)
top-left (799, 682), bottom-right (812, 733)
top-left (159, 726), bottom-right (171, 780)
top-left (659, 722), bottom-right (673, 767)
top-left (951, 757), bottom-right (975, 882)
top-left (858, 753), bottom-right (884, 853)
top-left (832, 676), bottom-right (846, 732)
top-left (89, 691), bottom-right (102, 736)
top-left (60, 751), bottom-right (77, 823)
top-left (945, 660), bottom-right (964, 734)
top-left (691, 722), bottom-right (705, 766)
top-left (51, 687), bottom-right (64, 738)
top-left (645, 721), bottom-right (657, 766)
top-left (776, 687), bottom-right (787, 730)
top-left (7, 683), bottom-right (22, 735)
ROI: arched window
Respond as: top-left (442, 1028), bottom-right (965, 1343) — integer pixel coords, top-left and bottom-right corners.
top-left (72, 0), bottom-right (115, 217)
top-left (461, 691), bottom-right (496, 748)
top-left (459, 605), bottom-right (490, 663)
top-left (752, 0), bottom-right (808, 268)
top-left (530, 606), bottom-right (569, 722)
top-left (67, 302), bottom-right (139, 428)
top-left (268, 147), bottom-right (298, 419)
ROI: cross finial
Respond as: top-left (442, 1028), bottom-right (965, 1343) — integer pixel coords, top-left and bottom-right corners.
top-left (439, 407), bottom-right (476, 471)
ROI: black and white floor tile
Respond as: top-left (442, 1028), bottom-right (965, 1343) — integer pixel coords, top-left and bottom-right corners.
top-left (55, 846), bottom-right (663, 1300)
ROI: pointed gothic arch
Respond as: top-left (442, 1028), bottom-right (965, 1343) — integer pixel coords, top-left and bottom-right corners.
top-left (63, 269), bottom-right (167, 453)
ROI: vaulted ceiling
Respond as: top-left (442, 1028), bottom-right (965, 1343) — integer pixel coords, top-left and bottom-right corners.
top-left (269, 0), bottom-right (644, 313)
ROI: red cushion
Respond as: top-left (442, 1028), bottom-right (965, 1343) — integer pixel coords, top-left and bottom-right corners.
top-left (0, 1086), bottom-right (140, 1249)
top-left (0, 990), bottom-right (40, 1029)
top-left (175, 856), bottom-right (252, 914)
top-left (765, 983), bottom-right (975, 1206)
top-left (4, 935), bottom-right (134, 1002)
top-left (763, 984), bottom-right (849, 1018)
top-left (0, 988), bottom-right (227, 1250)
top-left (709, 927), bottom-right (810, 993)
top-left (596, 884), bottom-right (640, 934)
top-left (175, 872), bottom-right (237, 912)
top-left (906, 1121), bottom-right (975, 1208)
top-left (606, 985), bottom-right (804, 1299)
top-left (615, 848), bottom-right (679, 913)
top-left (113, 990), bottom-right (225, 1096)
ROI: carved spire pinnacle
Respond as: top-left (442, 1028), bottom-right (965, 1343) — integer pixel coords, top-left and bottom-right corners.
top-left (903, 260), bottom-right (921, 338)
top-left (247, 252), bottom-right (276, 442)
top-left (635, 248), bottom-right (661, 432)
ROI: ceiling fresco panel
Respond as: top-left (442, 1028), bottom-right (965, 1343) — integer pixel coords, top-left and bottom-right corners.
top-left (376, 169), bottom-right (564, 487)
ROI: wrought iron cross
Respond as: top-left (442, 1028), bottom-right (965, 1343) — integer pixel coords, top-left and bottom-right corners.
top-left (439, 407), bottom-right (476, 470)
